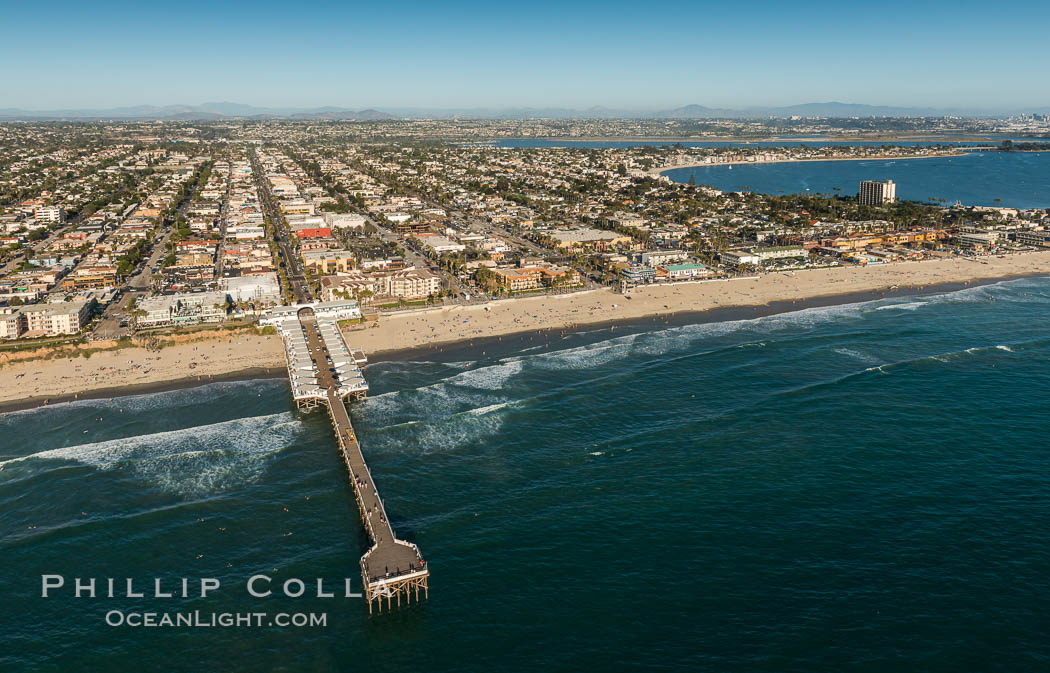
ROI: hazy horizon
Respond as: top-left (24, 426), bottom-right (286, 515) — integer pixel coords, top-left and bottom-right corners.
top-left (1, 101), bottom-right (1047, 120)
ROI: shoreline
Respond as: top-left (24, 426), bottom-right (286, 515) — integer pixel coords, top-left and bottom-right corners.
top-left (344, 252), bottom-right (1050, 360)
top-left (501, 135), bottom-right (1048, 144)
top-left (365, 273), bottom-right (1027, 367)
top-left (8, 253), bottom-right (1049, 414)
top-left (0, 368), bottom-right (286, 415)
top-left (647, 150), bottom-right (970, 179)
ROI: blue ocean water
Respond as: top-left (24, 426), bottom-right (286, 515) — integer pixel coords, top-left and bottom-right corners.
top-left (663, 151), bottom-right (1050, 209)
top-left (4, 277), bottom-right (1050, 671)
top-left (494, 137), bottom-right (1049, 150)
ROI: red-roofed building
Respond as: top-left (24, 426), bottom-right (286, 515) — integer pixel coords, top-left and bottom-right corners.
top-left (294, 227), bottom-right (332, 240)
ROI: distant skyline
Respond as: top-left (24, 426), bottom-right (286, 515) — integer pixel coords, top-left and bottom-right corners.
top-left (4, 0), bottom-right (1050, 111)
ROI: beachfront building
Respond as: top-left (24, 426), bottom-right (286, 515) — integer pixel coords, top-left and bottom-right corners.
top-left (259, 299), bottom-right (362, 326)
top-left (661, 262), bottom-right (712, 280)
top-left (135, 291), bottom-right (229, 328)
top-left (859, 180), bottom-right (897, 206)
top-left (955, 231), bottom-right (998, 251)
top-left (320, 268), bottom-right (442, 301)
top-left (752, 245), bottom-right (809, 263)
top-left (620, 265), bottom-right (658, 287)
top-left (490, 265), bottom-right (581, 292)
top-left (0, 307), bottom-right (27, 339)
top-left (641, 250), bottom-right (689, 267)
top-left (1013, 230), bottom-right (1050, 247)
top-left (720, 251), bottom-right (761, 268)
top-left (386, 268), bottom-right (443, 298)
top-left (18, 300), bottom-right (94, 336)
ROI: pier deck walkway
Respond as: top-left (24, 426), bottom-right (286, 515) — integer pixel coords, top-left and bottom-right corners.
top-left (293, 307), bottom-right (428, 613)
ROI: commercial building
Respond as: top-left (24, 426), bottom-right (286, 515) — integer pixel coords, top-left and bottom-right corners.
top-left (302, 250), bottom-right (356, 274)
top-left (294, 227), bottom-right (332, 240)
top-left (136, 291), bottom-right (229, 328)
top-left (259, 300), bottom-right (362, 326)
top-left (544, 228), bottom-right (632, 252)
top-left (661, 263), bottom-right (711, 280)
top-left (412, 234), bottom-right (466, 255)
top-left (222, 274), bottom-right (281, 304)
top-left (620, 266), bottom-right (657, 285)
top-left (859, 180), bottom-right (897, 206)
top-left (320, 267), bottom-right (442, 301)
top-left (280, 200), bottom-right (315, 215)
top-left (324, 213), bottom-right (368, 230)
top-left (227, 225), bottom-right (265, 240)
top-left (61, 268), bottom-right (119, 291)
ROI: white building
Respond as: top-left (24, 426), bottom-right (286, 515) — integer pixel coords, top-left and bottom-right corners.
top-left (0, 306), bottom-right (27, 339)
top-left (663, 263), bottom-right (711, 280)
top-left (259, 300), bottom-right (362, 326)
top-left (19, 301), bottom-right (93, 335)
top-left (720, 251), bottom-right (761, 267)
top-left (35, 206), bottom-right (65, 223)
top-left (222, 273), bottom-right (281, 304)
top-left (859, 180), bottom-right (897, 206)
top-left (413, 235), bottom-right (465, 255)
top-left (956, 231), bottom-right (998, 250)
top-left (324, 213), bottom-right (368, 230)
top-left (136, 292), bottom-right (228, 328)
top-left (641, 250), bottom-right (689, 267)
top-left (227, 226), bottom-right (266, 240)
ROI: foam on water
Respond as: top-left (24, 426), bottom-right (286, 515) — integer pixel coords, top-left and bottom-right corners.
top-left (873, 301), bottom-right (924, 311)
top-left (833, 347), bottom-right (882, 364)
top-left (465, 401), bottom-right (514, 416)
top-left (446, 359), bottom-right (523, 389)
top-left (365, 405), bottom-right (509, 455)
top-left (0, 412), bottom-right (301, 495)
top-left (523, 333), bottom-right (642, 370)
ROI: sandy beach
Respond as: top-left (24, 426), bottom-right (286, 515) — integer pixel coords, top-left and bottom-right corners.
top-left (3, 251), bottom-right (1049, 411)
top-left (0, 333), bottom-right (284, 411)
top-left (349, 252), bottom-right (1050, 356)
top-left (645, 150), bottom-right (969, 178)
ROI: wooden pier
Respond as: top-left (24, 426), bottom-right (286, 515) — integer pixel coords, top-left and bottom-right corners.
top-left (284, 307), bottom-right (428, 614)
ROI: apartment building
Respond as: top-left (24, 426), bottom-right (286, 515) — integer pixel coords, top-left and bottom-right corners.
top-left (859, 180), bottom-right (897, 206)
top-left (0, 307), bottom-right (27, 339)
top-left (19, 301), bottom-right (93, 336)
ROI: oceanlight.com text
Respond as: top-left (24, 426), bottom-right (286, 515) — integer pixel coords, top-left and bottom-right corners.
top-left (104, 610), bottom-right (327, 628)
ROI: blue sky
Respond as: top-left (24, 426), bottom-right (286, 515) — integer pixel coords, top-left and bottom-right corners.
top-left (4, 0), bottom-right (1049, 111)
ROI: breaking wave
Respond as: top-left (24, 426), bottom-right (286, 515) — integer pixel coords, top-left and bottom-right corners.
top-left (0, 412), bottom-right (301, 495)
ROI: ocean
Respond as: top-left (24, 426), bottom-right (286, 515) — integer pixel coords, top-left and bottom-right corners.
top-left (3, 277), bottom-right (1050, 671)
top-left (662, 150), bottom-right (1050, 209)
top-left (493, 137), bottom-right (1050, 150)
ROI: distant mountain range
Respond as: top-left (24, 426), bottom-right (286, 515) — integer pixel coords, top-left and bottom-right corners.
top-left (0, 101), bottom-right (1043, 121)
top-left (0, 103), bottom-right (398, 122)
